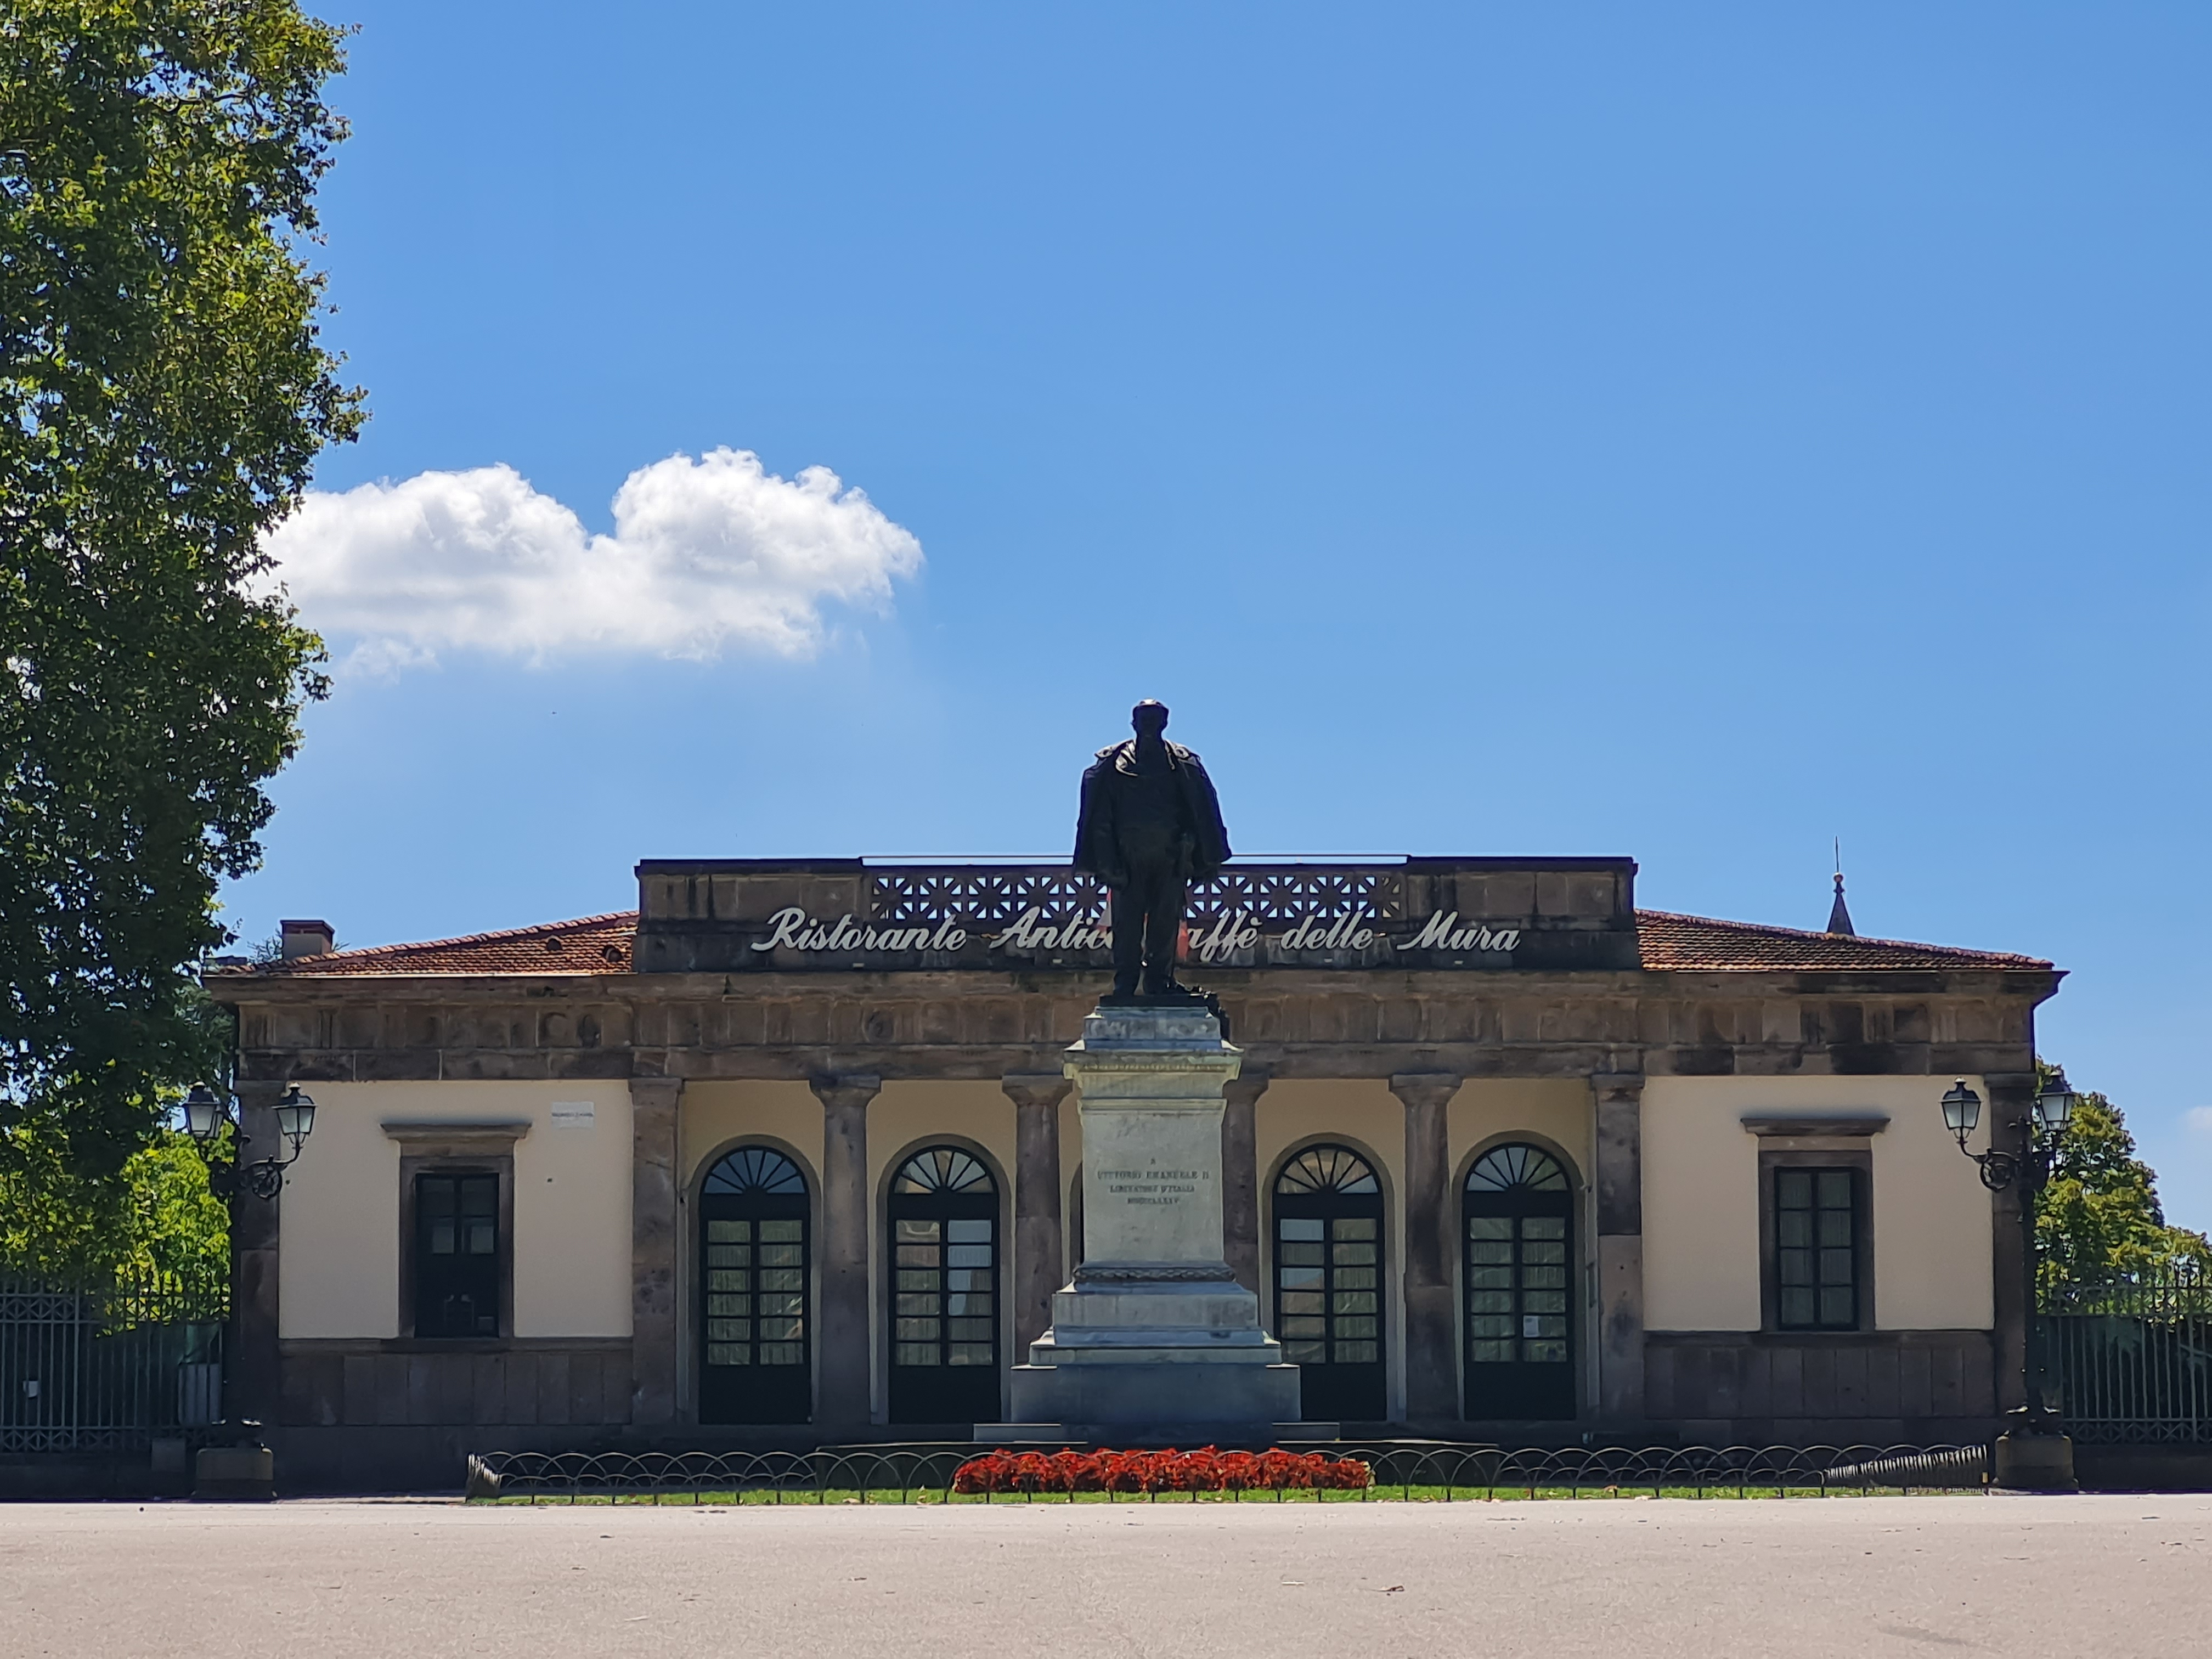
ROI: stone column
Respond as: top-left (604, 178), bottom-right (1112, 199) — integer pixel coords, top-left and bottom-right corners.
top-left (1221, 1071), bottom-right (1269, 1294)
top-left (1003, 1073), bottom-right (1073, 1352)
top-left (1985, 1071), bottom-right (2037, 1418)
top-left (230, 1080), bottom-right (287, 1429)
top-left (1391, 1073), bottom-right (1462, 1425)
top-left (1592, 1071), bottom-right (1646, 1426)
top-left (811, 1073), bottom-right (881, 1431)
top-left (629, 1077), bottom-right (684, 1426)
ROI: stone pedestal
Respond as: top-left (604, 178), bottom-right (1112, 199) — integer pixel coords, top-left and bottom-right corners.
top-left (979, 1003), bottom-right (1327, 1444)
top-left (193, 1444), bottom-right (274, 1502)
top-left (1993, 1430), bottom-right (2078, 1491)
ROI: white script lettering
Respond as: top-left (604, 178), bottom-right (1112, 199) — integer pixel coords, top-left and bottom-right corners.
top-left (749, 907), bottom-right (967, 953)
top-left (1397, 911), bottom-right (1521, 953)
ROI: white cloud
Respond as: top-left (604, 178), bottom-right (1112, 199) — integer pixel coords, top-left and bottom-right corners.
top-left (2187, 1107), bottom-right (2212, 1139)
top-left (267, 448), bottom-right (923, 672)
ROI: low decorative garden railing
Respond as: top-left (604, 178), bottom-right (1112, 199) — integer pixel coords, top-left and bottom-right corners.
top-left (464, 1441), bottom-right (1990, 1504)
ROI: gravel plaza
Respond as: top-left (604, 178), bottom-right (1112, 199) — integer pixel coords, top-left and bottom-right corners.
top-left (4, 1493), bottom-right (2207, 1659)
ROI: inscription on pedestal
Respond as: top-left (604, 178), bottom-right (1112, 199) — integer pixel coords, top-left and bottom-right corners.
top-left (1100, 1164), bottom-right (1207, 1207)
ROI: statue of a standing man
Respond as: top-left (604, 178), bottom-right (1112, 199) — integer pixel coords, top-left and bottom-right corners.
top-left (1073, 700), bottom-right (1232, 998)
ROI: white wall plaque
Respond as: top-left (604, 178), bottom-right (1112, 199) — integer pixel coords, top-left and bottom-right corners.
top-left (549, 1101), bottom-right (595, 1130)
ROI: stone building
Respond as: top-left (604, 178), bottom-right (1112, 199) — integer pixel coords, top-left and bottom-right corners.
top-left (207, 856), bottom-right (2058, 1489)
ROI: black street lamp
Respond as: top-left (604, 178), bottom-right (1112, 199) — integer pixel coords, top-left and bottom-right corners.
top-left (181, 1082), bottom-right (317, 1201)
top-left (1939, 1070), bottom-right (2077, 1444)
top-left (177, 1080), bottom-right (317, 1497)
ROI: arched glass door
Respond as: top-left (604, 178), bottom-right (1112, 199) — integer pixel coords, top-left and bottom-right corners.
top-left (887, 1147), bottom-right (1000, 1425)
top-left (1462, 1143), bottom-right (1576, 1421)
top-left (1273, 1144), bottom-right (1386, 1423)
top-left (698, 1146), bottom-right (811, 1425)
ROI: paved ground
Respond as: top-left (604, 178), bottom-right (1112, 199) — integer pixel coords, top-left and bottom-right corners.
top-left (3, 1494), bottom-right (2205, 1657)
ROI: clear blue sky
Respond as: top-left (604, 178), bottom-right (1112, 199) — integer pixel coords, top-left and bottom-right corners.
top-left (229, 4), bottom-right (2212, 1224)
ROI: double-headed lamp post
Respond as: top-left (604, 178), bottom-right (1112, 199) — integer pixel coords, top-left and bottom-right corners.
top-left (180, 1082), bottom-right (317, 1200)
top-left (1939, 1069), bottom-right (2077, 1437)
top-left (177, 1082), bottom-right (316, 1489)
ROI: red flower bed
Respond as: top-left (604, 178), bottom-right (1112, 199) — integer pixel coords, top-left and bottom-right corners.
top-left (952, 1446), bottom-right (1372, 1495)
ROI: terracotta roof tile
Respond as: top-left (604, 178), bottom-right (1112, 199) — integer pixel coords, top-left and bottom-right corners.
top-left (1634, 910), bottom-right (2050, 973)
top-left (212, 906), bottom-right (2050, 978)
top-left (216, 912), bottom-right (639, 977)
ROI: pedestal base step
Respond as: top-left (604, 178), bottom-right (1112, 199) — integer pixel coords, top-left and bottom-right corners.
top-left (972, 1422), bottom-right (1342, 1447)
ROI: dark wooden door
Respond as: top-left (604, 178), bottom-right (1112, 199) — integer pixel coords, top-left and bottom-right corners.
top-left (1462, 1143), bottom-right (1577, 1421)
top-left (698, 1147), bottom-right (812, 1425)
top-left (887, 1147), bottom-right (1001, 1426)
top-left (1273, 1145), bottom-right (1386, 1423)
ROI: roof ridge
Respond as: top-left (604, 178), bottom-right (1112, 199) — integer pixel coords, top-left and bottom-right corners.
top-left (279, 910), bottom-right (639, 964)
top-left (1634, 907), bottom-right (2049, 967)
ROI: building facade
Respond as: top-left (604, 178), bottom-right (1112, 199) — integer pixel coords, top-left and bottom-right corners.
top-left (208, 857), bottom-right (2059, 1489)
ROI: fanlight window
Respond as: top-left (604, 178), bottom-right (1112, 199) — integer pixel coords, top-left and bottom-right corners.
top-left (1465, 1143), bottom-right (1570, 1193)
top-left (704, 1146), bottom-right (806, 1195)
top-left (1276, 1144), bottom-right (1380, 1195)
top-left (895, 1147), bottom-right (996, 1195)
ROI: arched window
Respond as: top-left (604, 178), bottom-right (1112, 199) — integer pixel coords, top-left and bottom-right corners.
top-left (1462, 1143), bottom-right (1576, 1421)
top-left (887, 1147), bottom-right (1000, 1425)
top-left (698, 1146), bottom-right (810, 1425)
top-left (1273, 1144), bottom-right (1386, 1423)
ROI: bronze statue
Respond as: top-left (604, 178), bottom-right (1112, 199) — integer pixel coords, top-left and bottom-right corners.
top-left (1073, 700), bottom-right (1231, 998)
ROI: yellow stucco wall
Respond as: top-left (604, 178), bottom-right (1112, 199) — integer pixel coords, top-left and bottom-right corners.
top-left (276, 1080), bottom-right (633, 1340)
top-left (1641, 1075), bottom-right (1995, 1333)
top-left (680, 1081), bottom-right (823, 1193)
top-left (868, 1082), bottom-right (1016, 1199)
top-left (1450, 1080), bottom-right (1592, 1184)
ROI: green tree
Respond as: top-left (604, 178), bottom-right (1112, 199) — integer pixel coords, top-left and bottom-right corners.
top-left (2035, 1062), bottom-right (2211, 1290)
top-left (0, 1116), bottom-right (228, 1293)
top-left (1, 1), bottom-right (362, 1181)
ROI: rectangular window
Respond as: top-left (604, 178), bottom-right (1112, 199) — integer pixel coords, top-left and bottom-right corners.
top-left (1774, 1167), bottom-right (1860, 1331)
top-left (415, 1172), bottom-right (500, 1338)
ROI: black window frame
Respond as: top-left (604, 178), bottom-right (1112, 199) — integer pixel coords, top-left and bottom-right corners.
top-left (1759, 1152), bottom-right (1873, 1334)
top-left (885, 1145), bottom-right (1003, 1427)
top-left (697, 1144), bottom-right (814, 1425)
top-left (1460, 1141), bottom-right (1579, 1422)
top-left (1271, 1143), bottom-right (1388, 1424)
top-left (411, 1170), bottom-right (504, 1340)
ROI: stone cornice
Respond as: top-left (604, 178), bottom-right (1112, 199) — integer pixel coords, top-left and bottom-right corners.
top-left (237, 1036), bottom-right (2045, 1087)
top-left (207, 962), bottom-right (2063, 1007)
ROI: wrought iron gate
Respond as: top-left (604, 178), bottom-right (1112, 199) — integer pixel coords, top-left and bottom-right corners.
top-left (1, 1276), bottom-right (227, 1453)
top-left (2046, 1272), bottom-right (2212, 1445)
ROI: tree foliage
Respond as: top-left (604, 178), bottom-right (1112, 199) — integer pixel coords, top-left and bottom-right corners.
top-left (0, 1), bottom-right (360, 1179)
top-left (2035, 1061), bottom-right (2211, 1289)
top-left (0, 1115), bottom-right (229, 1293)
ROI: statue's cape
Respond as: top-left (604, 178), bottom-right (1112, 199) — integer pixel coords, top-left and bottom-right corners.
top-left (1072, 740), bottom-right (1232, 881)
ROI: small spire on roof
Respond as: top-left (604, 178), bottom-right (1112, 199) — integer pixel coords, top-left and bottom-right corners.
top-left (1827, 839), bottom-right (1855, 936)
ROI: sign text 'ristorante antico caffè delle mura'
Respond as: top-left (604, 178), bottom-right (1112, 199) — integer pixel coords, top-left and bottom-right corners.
top-left (645, 859), bottom-right (1617, 974)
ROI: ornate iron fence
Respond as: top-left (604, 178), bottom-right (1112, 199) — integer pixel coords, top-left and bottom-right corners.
top-left (0, 1274), bottom-right (227, 1453)
top-left (465, 1441), bottom-right (1989, 1504)
top-left (2046, 1271), bottom-right (2212, 1445)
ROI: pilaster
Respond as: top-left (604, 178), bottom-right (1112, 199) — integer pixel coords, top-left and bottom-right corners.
top-left (628, 1076), bottom-right (684, 1425)
top-left (1220, 1070), bottom-right (1269, 1294)
top-left (1592, 1070), bottom-right (1646, 1426)
top-left (1391, 1072), bottom-right (1461, 1425)
top-left (230, 1080), bottom-right (287, 1428)
top-left (1003, 1073), bottom-right (1074, 1351)
top-left (1985, 1071), bottom-right (2036, 1417)
top-left (811, 1072), bottom-right (882, 1429)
